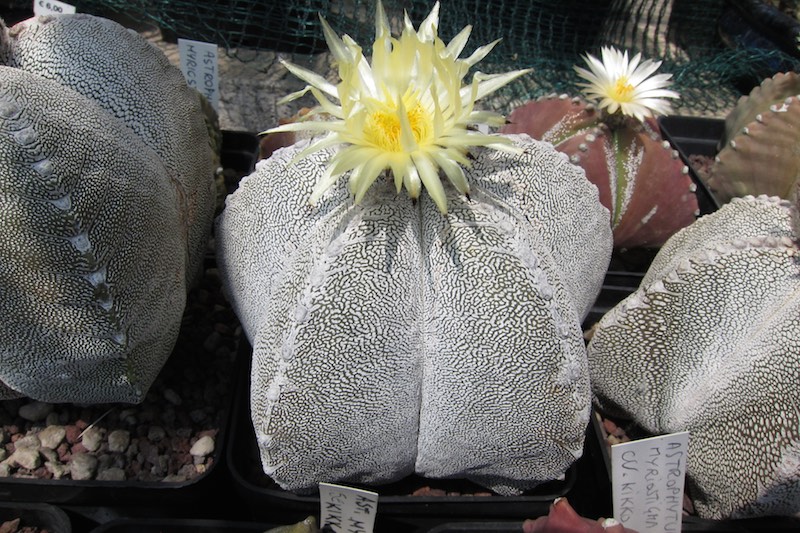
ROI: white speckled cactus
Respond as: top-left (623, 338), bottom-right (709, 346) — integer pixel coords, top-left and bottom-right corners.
top-left (217, 135), bottom-right (612, 493)
top-left (587, 195), bottom-right (800, 519)
top-left (0, 15), bottom-right (216, 403)
top-left (1, 14), bottom-right (216, 283)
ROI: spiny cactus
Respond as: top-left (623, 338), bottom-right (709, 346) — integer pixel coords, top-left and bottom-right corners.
top-left (709, 71), bottom-right (800, 205)
top-left (587, 195), bottom-right (800, 519)
top-left (0, 14), bottom-right (216, 403)
top-left (503, 95), bottom-right (698, 250)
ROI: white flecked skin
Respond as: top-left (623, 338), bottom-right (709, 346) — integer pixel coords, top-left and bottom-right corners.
top-left (216, 134), bottom-right (613, 493)
top-left (0, 66), bottom-right (186, 403)
top-left (1, 14), bottom-right (216, 284)
top-left (587, 195), bottom-right (800, 519)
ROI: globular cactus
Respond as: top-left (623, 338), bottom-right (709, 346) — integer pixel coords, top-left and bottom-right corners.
top-left (0, 15), bottom-right (216, 403)
top-left (503, 95), bottom-right (698, 250)
top-left (709, 71), bottom-right (800, 205)
top-left (217, 2), bottom-right (613, 495)
top-left (218, 136), bottom-right (612, 494)
top-left (1, 14), bottom-right (217, 284)
top-left (587, 195), bottom-right (800, 519)
top-left (502, 47), bottom-right (698, 250)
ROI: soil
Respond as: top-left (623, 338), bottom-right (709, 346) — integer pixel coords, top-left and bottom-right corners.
top-left (0, 262), bottom-right (242, 484)
top-left (0, 144), bottom-right (252, 486)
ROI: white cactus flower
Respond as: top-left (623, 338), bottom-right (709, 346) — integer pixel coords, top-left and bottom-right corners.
top-left (574, 46), bottom-right (679, 122)
top-left (265, 1), bottom-right (531, 213)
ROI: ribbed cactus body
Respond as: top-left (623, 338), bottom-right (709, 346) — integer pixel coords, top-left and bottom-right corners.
top-left (216, 135), bottom-right (613, 494)
top-left (0, 14), bottom-right (216, 403)
top-left (502, 96), bottom-right (698, 249)
top-left (710, 72), bottom-right (800, 205)
top-left (2, 14), bottom-right (216, 284)
top-left (587, 196), bottom-right (800, 519)
top-left (0, 67), bottom-right (186, 403)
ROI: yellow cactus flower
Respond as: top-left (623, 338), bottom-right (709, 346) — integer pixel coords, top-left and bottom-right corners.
top-left (265, 2), bottom-right (531, 213)
top-left (573, 46), bottom-right (679, 122)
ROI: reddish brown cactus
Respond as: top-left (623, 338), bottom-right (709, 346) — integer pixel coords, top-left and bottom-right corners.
top-left (502, 94), bottom-right (699, 249)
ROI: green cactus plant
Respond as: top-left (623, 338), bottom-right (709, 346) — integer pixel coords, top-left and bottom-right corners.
top-left (501, 48), bottom-right (699, 250)
top-left (709, 71), bottom-right (800, 205)
top-left (587, 195), bottom-right (800, 519)
top-left (217, 2), bottom-right (613, 494)
top-left (0, 14), bottom-right (216, 403)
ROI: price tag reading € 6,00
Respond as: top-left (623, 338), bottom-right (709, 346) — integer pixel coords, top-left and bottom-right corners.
top-left (612, 431), bottom-right (690, 533)
top-left (33, 0), bottom-right (76, 16)
top-left (178, 38), bottom-right (220, 111)
top-left (319, 482), bottom-right (379, 533)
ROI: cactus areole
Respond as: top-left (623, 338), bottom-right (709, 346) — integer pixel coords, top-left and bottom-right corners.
top-left (217, 3), bottom-right (612, 493)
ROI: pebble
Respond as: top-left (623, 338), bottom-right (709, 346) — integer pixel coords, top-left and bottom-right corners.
top-left (147, 426), bottom-right (166, 442)
top-left (18, 401), bottom-right (53, 422)
top-left (189, 435), bottom-right (215, 458)
top-left (38, 425), bottom-right (66, 449)
top-left (70, 452), bottom-right (98, 480)
top-left (97, 467), bottom-right (126, 481)
top-left (81, 427), bottom-right (104, 452)
top-left (64, 425), bottom-right (81, 444)
top-left (163, 388), bottom-right (183, 406)
top-left (14, 435), bottom-right (40, 450)
top-left (45, 460), bottom-right (68, 480)
top-left (8, 447), bottom-right (41, 470)
top-left (107, 429), bottom-right (131, 453)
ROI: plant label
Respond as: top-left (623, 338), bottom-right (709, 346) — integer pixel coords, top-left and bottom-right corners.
top-left (319, 482), bottom-right (379, 533)
top-left (178, 38), bottom-right (219, 111)
top-left (33, 0), bottom-right (75, 15)
top-left (611, 430), bottom-right (690, 533)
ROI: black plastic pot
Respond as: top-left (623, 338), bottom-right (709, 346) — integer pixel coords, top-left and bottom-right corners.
top-left (0, 502), bottom-right (71, 532)
top-left (89, 517), bottom-right (281, 532)
top-left (227, 348), bottom-right (588, 528)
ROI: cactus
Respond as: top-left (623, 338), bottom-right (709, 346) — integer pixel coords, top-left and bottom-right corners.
top-left (502, 47), bottom-right (699, 250)
top-left (0, 15), bottom-right (216, 403)
top-left (709, 71), bottom-right (800, 205)
top-left (217, 2), bottom-right (612, 494)
top-left (2, 14), bottom-right (217, 284)
top-left (218, 135), bottom-right (612, 494)
top-left (587, 195), bottom-right (800, 519)
top-left (503, 96), bottom-right (698, 250)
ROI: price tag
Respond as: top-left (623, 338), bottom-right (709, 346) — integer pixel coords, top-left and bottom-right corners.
top-left (319, 482), bottom-right (379, 533)
top-left (177, 38), bottom-right (219, 111)
top-left (612, 431), bottom-right (690, 533)
top-left (33, 0), bottom-right (76, 15)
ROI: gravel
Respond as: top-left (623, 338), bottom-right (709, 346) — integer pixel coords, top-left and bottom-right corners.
top-left (0, 263), bottom-right (242, 485)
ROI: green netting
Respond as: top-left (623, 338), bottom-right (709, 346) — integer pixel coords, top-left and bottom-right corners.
top-left (10, 0), bottom-right (800, 114)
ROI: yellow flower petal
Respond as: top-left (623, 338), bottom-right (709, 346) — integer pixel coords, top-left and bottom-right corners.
top-left (273, 0), bottom-right (530, 212)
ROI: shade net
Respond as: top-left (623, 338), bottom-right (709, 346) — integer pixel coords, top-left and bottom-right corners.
top-left (6, 0), bottom-right (800, 115)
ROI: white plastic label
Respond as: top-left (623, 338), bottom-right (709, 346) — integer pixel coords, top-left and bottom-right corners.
top-left (33, 0), bottom-right (76, 15)
top-left (319, 482), bottom-right (379, 533)
top-left (178, 38), bottom-right (219, 111)
top-left (612, 431), bottom-right (690, 533)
